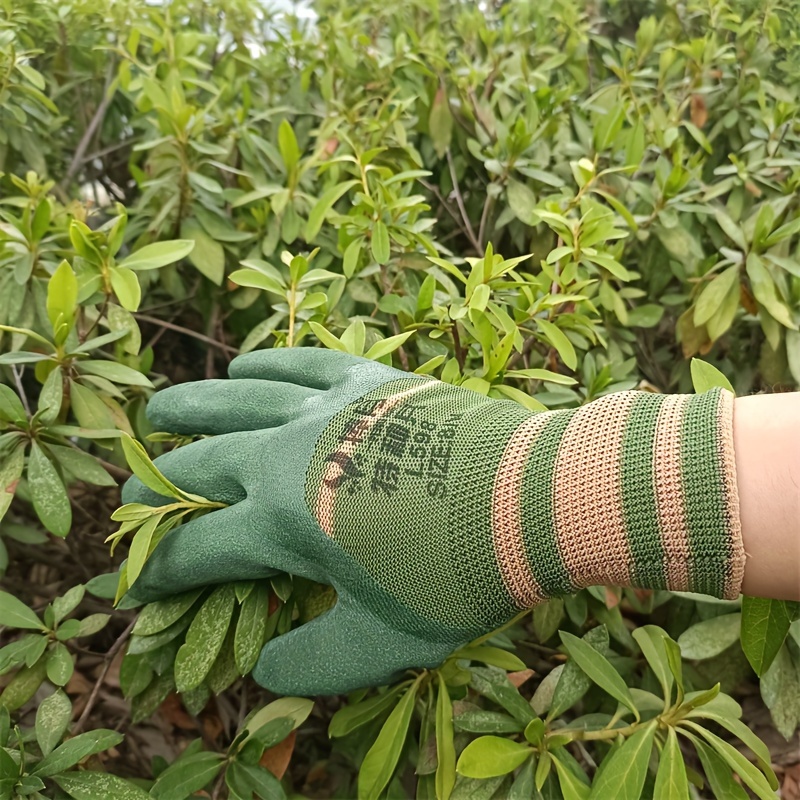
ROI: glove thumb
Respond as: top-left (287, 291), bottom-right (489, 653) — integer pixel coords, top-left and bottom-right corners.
top-left (252, 593), bottom-right (459, 696)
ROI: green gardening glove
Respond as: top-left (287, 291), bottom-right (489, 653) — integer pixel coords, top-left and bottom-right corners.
top-left (123, 348), bottom-right (745, 696)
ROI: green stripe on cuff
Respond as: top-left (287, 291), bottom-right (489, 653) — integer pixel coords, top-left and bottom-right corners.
top-left (621, 392), bottom-right (668, 590)
top-left (681, 387), bottom-right (728, 598)
top-left (520, 411), bottom-right (575, 597)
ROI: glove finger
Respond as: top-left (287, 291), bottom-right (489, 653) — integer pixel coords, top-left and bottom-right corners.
top-left (146, 379), bottom-right (323, 435)
top-left (121, 431), bottom-right (253, 507)
top-left (126, 500), bottom-right (325, 603)
top-left (252, 593), bottom-right (461, 696)
top-left (229, 348), bottom-right (371, 389)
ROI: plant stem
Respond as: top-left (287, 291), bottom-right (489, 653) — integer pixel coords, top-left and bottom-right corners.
top-left (72, 617), bottom-right (136, 735)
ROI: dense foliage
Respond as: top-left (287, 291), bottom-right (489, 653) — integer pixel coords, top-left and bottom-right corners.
top-left (1, 0), bottom-right (799, 797)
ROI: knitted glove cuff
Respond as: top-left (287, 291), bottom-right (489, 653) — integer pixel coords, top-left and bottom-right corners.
top-left (495, 387), bottom-right (745, 606)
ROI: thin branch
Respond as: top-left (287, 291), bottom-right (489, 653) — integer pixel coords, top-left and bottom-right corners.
top-left (419, 178), bottom-right (472, 243)
top-left (11, 366), bottom-right (31, 416)
top-left (62, 64), bottom-right (117, 190)
top-left (72, 617), bottom-right (136, 735)
top-left (445, 149), bottom-right (481, 253)
top-left (134, 313), bottom-right (239, 355)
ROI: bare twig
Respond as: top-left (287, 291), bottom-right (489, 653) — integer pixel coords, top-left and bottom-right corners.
top-left (11, 366), bottom-right (31, 416)
top-left (418, 177), bottom-right (473, 244)
top-left (72, 617), bottom-right (136, 735)
top-left (96, 458), bottom-right (132, 481)
top-left (445, 149), bottom-right (481, 254)
top-left (135, 314), bottom-right (239, 355)
top-left (62, 65), bottom-right (117, 189)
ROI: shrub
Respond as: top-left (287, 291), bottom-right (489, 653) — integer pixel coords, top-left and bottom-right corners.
top-left (0, 0), bottom-right (799, 797)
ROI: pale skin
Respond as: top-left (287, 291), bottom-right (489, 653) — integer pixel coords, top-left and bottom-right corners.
top-left (732, 392), bottom-right (800, 601)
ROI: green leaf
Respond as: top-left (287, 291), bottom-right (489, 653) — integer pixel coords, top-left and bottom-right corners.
top-left (689, 359), bottom-right (734, 394)
top-left (126, 514), bottom-right (162, 587)
top-left (631, 626), bottom-right (673, 705)
top-left (149, 751), bottom-right (225, 800)
top-left (371, 221), bottom-right (391, 265)
top-left (28, 442), bottom-right (71, 537)
top-left (328, 685), bottom-right (407, 738)
top-left (588, 720), bottom-right (657, 799)
top-left (0, 444), bottom-right (26, 524)
top-left (0, 658), bottom-right (47, 711)
top-left (53, 584), bottom-right (85, 623)
top-left (508, 757), bottom-right (535, 800)
top-left (226, 761), bottom-right (286, 800)
top-left (357, 677), bottom-right (421, 800)
top-left (85, 572), bottom-right (120, 600)
top-left (77, 613), bottom-right (111, 637)
top-left (120, 434), bottom-right (185, 500)
top-left (683, 723), bottom-right (776, 800)
top-left (536, 318), bottom-right (577, 370)
top-left (305, 180), bottom-right (359, 240)
top-left (35, 689), bottom-right (72, 757)
top-left (68, 381), bottom-right (117, 431)
top-left (46, 642), bottom-right (74, 686)
top-left (0, 385), bottom-right (27, 423)
top-left (760, 643), bottom-right (800, 740)
top-left (46, 260), bottom-right (77, 338)
top-left (77, 360), bottom-right (153, 388)
top-left (32, 729), bottom-right (124, 777)
top-left (343, 238), bottom-right (363, 278)
top-left (133, 589), bottom-right (203, 636)
top-left (746, 252), bottom-right (796, 329)
top-left (507, 180), bottom-right (536, 223)
top-left (55, 619), bottom-right (81, 641)
top-left (118, 240), bottom-right (195, 271)
top-left (429, 87), bottom-right (453, 158)
top-left (73, 327), bottom-right (130, 354)
top-left (692, 737), bottom-right (749, 800)
top-left (686, 702), bottom-right (776, 788)
top-left (206, 624), bottom-right (239, 694)
top-left (48, 444), bottom-right (116, 487)
top-left (654, 728), bottom-right (689, 799)
top-left (469, 667), bottom-right (536, 725)
top-left (453, 709), bottom-right (523, 735)
top-left (53, 772), bottom-right (151, 800)
top-left (453, 646), bottom-right (526, 673)
top-left (181, 219), bottom-right (225, 285)
top-left (551, 749), bottom-right (591, 800)
top-left (278, 119), bottom-right (301, 173)
top-left (0, 746), bottom-right (17, 794)
top-left (229, 267), bottom-right (285, 294)
top-left (174, 585), bottom-right (236, 692)
top-left (713, 207), bottom-right (747, 250)
top-left (694, 265), bottom-right (740, 326)
top-left (109, 266), bottom-right (142, 311)
top-left (234, 583), bottom-right (270, 675)
top-left (309, 321), bottom-right (348, 352)
top-left (436, 678), bottom-right (456, 800)
top-left (740, 597), bottom-right (800, 676)
top-left (559, 631), bottom-right (638, 719)
top-left (364, 331), bottom-right (414, 361)
top-left (38, 367), bottom-right (63, 424)
top-left (456, 736), bottom-right (531, 779)
top-left (677, 613), bottom-right (741, 660)
top-left (241, 697), bottom-right (314, 743)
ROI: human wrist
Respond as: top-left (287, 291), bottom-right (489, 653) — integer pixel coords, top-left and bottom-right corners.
top-left (733, 392), bottom-right (800, 601)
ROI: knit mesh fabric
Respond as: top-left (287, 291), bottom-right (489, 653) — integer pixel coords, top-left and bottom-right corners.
top-left (304, 380), bottom-right (745, 629)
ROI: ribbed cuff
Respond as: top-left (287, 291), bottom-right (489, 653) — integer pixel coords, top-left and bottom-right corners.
top-left (494, 388), bottom-right (746, 607)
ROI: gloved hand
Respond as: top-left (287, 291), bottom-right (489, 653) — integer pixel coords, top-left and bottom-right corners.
top-left (123, 348), bottom-right (744, 696)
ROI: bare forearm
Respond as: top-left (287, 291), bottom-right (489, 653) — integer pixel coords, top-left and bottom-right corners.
top-left (733, 392), bottom-right (800, 600)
